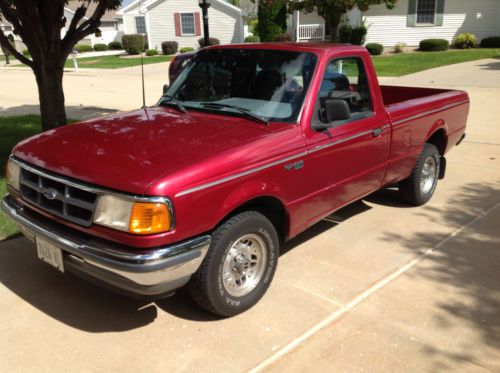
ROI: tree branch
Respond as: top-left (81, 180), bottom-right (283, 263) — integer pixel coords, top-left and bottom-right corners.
top-left (0, 28), bottom-right (33, 66)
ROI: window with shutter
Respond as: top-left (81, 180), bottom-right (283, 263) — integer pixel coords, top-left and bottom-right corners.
top-left (180, 13), bottom-right (195, 35)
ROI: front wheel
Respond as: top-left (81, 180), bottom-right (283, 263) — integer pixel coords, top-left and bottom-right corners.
top-left (399, 143), bottom-right (441, 206)
top-left (188, 211), bottom-right (279, 317)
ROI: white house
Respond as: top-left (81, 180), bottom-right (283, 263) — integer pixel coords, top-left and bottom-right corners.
top-left (117, 0), bottom-right (245, 50)
top-left (288, 0), bottom-right (500, 46)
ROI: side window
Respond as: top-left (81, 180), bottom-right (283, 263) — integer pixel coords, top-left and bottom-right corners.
top-left (317, 57), bottom-right (373, 125)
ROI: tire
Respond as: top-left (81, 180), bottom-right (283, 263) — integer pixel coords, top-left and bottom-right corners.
top-left (399, 143), bottom-right (441, 206)
top-left (188, 211), bottom-right (279, 317)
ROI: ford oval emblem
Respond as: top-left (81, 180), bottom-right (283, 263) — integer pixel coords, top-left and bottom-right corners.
top-left (42, 188), bottom-right (58, 200)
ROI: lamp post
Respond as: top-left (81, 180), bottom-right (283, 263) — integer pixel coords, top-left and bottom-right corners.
top-left (198, 0), bottom-right (211, 47)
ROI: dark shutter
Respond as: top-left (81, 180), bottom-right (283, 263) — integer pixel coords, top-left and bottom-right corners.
top-left (435, 0), bottom-right (445, 26)
top-left (195, 12), bottom-right (201, 36)
top-left (174, 13), bottom-right (181, 36)
top-left (407, 0), bottom-right (417, 27)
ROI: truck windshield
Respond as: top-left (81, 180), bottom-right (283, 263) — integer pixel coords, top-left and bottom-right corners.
top-left (162, 48), bottom-right (317, 123)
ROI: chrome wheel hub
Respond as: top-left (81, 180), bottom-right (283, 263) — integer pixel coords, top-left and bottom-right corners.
top-left (420, 156), bottom-right (437, 195)
top-left (222, 234), bottom-right (267, 297)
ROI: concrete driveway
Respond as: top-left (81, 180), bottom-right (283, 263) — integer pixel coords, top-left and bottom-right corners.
top-left (1, 59), bottom-right (499, 372)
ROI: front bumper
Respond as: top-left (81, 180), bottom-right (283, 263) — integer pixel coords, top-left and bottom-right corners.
top-left (1, 195), bottom-right (211, 298)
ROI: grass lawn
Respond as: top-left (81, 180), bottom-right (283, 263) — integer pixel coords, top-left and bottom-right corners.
top-left (63, 54), bottom-right (174, 69)
top-left (373, 48), bottom-right (500, 76)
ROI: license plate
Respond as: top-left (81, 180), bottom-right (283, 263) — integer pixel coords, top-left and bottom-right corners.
top-left (36, 237), bottom-right (64, 272)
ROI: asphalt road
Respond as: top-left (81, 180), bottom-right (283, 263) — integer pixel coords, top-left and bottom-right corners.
top-left (0, 58), bottom-right (499, 372)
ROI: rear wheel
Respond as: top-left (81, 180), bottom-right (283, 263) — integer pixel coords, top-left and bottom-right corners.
top-left (399, 143), bottom-right (440, 206)
top-left (188, 211), bottom-right (279, 317)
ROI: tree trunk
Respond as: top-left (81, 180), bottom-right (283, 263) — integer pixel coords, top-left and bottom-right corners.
top-left (327, 13), bottom-right (342, 42)
top-left (33, 64), bottom-right (67, 131)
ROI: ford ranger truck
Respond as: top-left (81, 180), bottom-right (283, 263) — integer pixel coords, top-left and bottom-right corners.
top-left (2, 43), bottom-right (469, 316)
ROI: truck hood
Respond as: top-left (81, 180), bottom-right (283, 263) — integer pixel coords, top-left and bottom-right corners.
top-left (13, 107), bottom-right (295, 195)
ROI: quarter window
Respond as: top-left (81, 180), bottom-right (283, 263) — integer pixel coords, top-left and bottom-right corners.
top-left (135, 16), bottom-right (146, 34)
top-left (181, 13), bottom-right (195, 35)
top-left (416, 0), bottom-right (437, 25)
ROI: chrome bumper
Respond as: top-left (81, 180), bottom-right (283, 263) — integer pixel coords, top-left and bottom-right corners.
top-left (1, 195), bottom-right (211, 297)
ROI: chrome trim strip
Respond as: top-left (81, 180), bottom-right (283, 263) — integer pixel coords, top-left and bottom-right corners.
top-left (175, 151), bottom-right (308, 197)
top-left (391, 100), bottom-right (469, 127)
top-left (9, 156), bottom-right (176, 229)
top-left (1, 195), bottom-right (210, 286)
top-left (308, 129), bottom-right (374, 154)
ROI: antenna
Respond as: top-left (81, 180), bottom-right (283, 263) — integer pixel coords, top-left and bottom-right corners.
top-left (139, 0), bottom-right (146, 108)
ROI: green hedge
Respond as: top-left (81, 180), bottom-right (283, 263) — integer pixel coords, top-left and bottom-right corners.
top-left (338, 23), bottom-right (367, 45)
top-left (366, 43), bottom-right (384, 56)
top-left (122, 34), bottom-right (144, 55)
top-left (180, 47), bottom-right (195, 53)
top-left (419, 39), bottom-right (449, 51)
top-left (93, 43), bottom-right (108, 51)
top-left (108, 41), bottom-right (123, 50)
top-left (480, 36), bottom-right (500, 48)
top-left (161, 41), bottom-right (178, 55)
top-left (198, 37), bottom-right (220, 47)
top-left (74, 44), bottom-right (93, 53)
top-left (453, 33), bottom-right (477, 49)
top-left (145, 49), bottom-right (158, 56)
top-left (244, 35), bottom-right (260, 43)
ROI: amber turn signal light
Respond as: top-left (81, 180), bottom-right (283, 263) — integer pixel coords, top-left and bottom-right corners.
top-left (129, 202), bottom-right (171, 234)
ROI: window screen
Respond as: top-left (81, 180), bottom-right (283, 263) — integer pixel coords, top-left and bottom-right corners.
top-left (416, 0), bottom-right (436, 24)
top-left (181, 13), bottom-right (195, 35)
top-left (135, 16), bottom-right (146, 34)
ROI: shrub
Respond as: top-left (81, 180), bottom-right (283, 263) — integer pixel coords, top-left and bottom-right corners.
top-left (74, 44), bottom-right (93, 53)
top-left (198, 37), bottom-right (220, 47)
top-left (244, 35), bottom-right (260, 43)
top-left (338, 24), bottom-right (351, 43)
top-left (108, 41), bottom-right (122, 50)
top-left (180, 47), bottom-right (195, 53)
top-left (22, 49), bottom-right (30, 56)
top-left (453, 33), bottom-right (477, 49)
top-left (249, 19), bottom-right (259, 35)
top-left (161, 41), bottom-right (178, 55)
top-left (275, 33), bottom-right (292, 42)
top-left (480, 36), bottom-right (500, 48)
top-left (394, 42), bottom-right (406, 53)
top-left (419, 38), bottom-right (449, 51)
top-left (93, 43), bottom-right (108, 51)
top-left (145, 49), bottom-right (158, 56)
top-left (365, 43), bottom-right (383, 56)
top-left (122, 34), bottom-right (144, 55)
top-left (350, 24), bottom-right (367, 45)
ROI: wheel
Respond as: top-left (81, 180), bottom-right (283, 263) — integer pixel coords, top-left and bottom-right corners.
top-left (399, 143), bottom-right (441, 206)
top-left (188, 211), bottom-right (279, 317)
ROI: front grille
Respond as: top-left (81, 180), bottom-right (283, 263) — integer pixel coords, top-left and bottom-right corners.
top-left (19, 167), bottom-right (98, 227)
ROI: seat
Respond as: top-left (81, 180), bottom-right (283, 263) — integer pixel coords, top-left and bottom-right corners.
top-left (251, 69), bottom-right (284, 100)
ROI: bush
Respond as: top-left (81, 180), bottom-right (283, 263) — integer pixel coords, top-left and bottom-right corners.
top-left (275, 33), bottom-right (292, 42)
top-left (180, 47), bottom-right (195, 53)
top-left (122, 34), bottom-right (145, 55)
top-left (22, 49), bottom-right (30, 56)
top-left (338, 24), bottom-right (351, 43)
top-left (145, 49), bottom-right (158, 56)
top-left (365, 43), bottom-right (383, 56)
top-left (350, 24), bottom-right (367, 45)
top-left (108, 41), bottom-right (122, 50)
top-left (161, 41), bottom-right (178, 55)
top-left (244, 35), bottom-right (260, 43)
top-left (419, 38), bottom-right (449, 51)
top-left (74, 44), bottom-right (93, 53)
top-left (93, 43), bottom-right (108, 51)
top-left (198, 37), bottom-right (220, 47)
top-left (249, 19), bottom-right (259, 35)
top-left (394, 42), bottom-right (406, 53)
top-left (480, 36), bottom-right (500, 48)
top-left (453, 33), bottom-right (477, 49)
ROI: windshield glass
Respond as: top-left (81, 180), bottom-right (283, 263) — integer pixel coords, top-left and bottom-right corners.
top-left (162, 48), bottom-right (318, 123)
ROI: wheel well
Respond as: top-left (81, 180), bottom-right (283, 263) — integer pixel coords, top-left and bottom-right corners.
top-left (219, 196), bottom-right (288, 242)
top-left (427, 129), bottom-right (447, 155)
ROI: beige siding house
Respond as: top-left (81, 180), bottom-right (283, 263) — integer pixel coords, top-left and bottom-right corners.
top-left (288, 0), bottom-right (500, 46)
top-left (117, 0), bottom-right (245, 50)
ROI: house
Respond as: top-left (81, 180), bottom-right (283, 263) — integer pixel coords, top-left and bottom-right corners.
top-left (288, 0), bottom-right (500, 46)
top-left (117, 0), bottom-right (245, 50)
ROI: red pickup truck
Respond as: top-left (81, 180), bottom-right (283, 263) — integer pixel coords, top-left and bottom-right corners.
top-left (3, 43), bottom-right (468, 316)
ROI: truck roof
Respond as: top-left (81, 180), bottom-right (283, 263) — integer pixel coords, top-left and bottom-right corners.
top-left (206, 42), bottom-right (368, 55)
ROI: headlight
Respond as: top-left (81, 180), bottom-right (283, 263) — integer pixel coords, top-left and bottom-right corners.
top-left (6, 159), bottom-right (21, 191)
top-left (94, 195), bottom-right (172, 235)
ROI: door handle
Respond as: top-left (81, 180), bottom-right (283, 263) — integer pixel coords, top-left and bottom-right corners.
top-left (372, 128), bottom-right (383, 137)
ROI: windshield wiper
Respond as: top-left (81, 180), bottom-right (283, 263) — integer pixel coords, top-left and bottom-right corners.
top-left (160, 94), bottom-right (188, 113)
top-left (200, 102), bottom-right (269, 126)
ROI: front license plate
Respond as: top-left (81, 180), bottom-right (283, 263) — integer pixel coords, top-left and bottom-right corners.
top-left (36, 237), bottom-right (64, 272)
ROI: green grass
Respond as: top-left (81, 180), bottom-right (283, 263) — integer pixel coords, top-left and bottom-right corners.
top-left (63, 54), bottom-right (174, 69)
top-left (373, 48), bottom-right (500, 77)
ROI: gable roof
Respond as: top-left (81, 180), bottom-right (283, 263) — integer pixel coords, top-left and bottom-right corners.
top-left (65, 0), bottom-right (121, 21)
top-left (117, 0), bottom-right (243, 16)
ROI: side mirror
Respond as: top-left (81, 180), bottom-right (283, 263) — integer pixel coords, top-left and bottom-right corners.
top-left (325, 99), bottom-right (350, 122)
top-left (163, 84), bottom-right (169, 94)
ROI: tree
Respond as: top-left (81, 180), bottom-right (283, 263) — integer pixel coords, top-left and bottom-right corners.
top-left (0, 1), bottom-right (121, 131)
top-left (288, 0), bottom-right (397, 42)
top-left (258, 0), bottom-right (287, 42)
